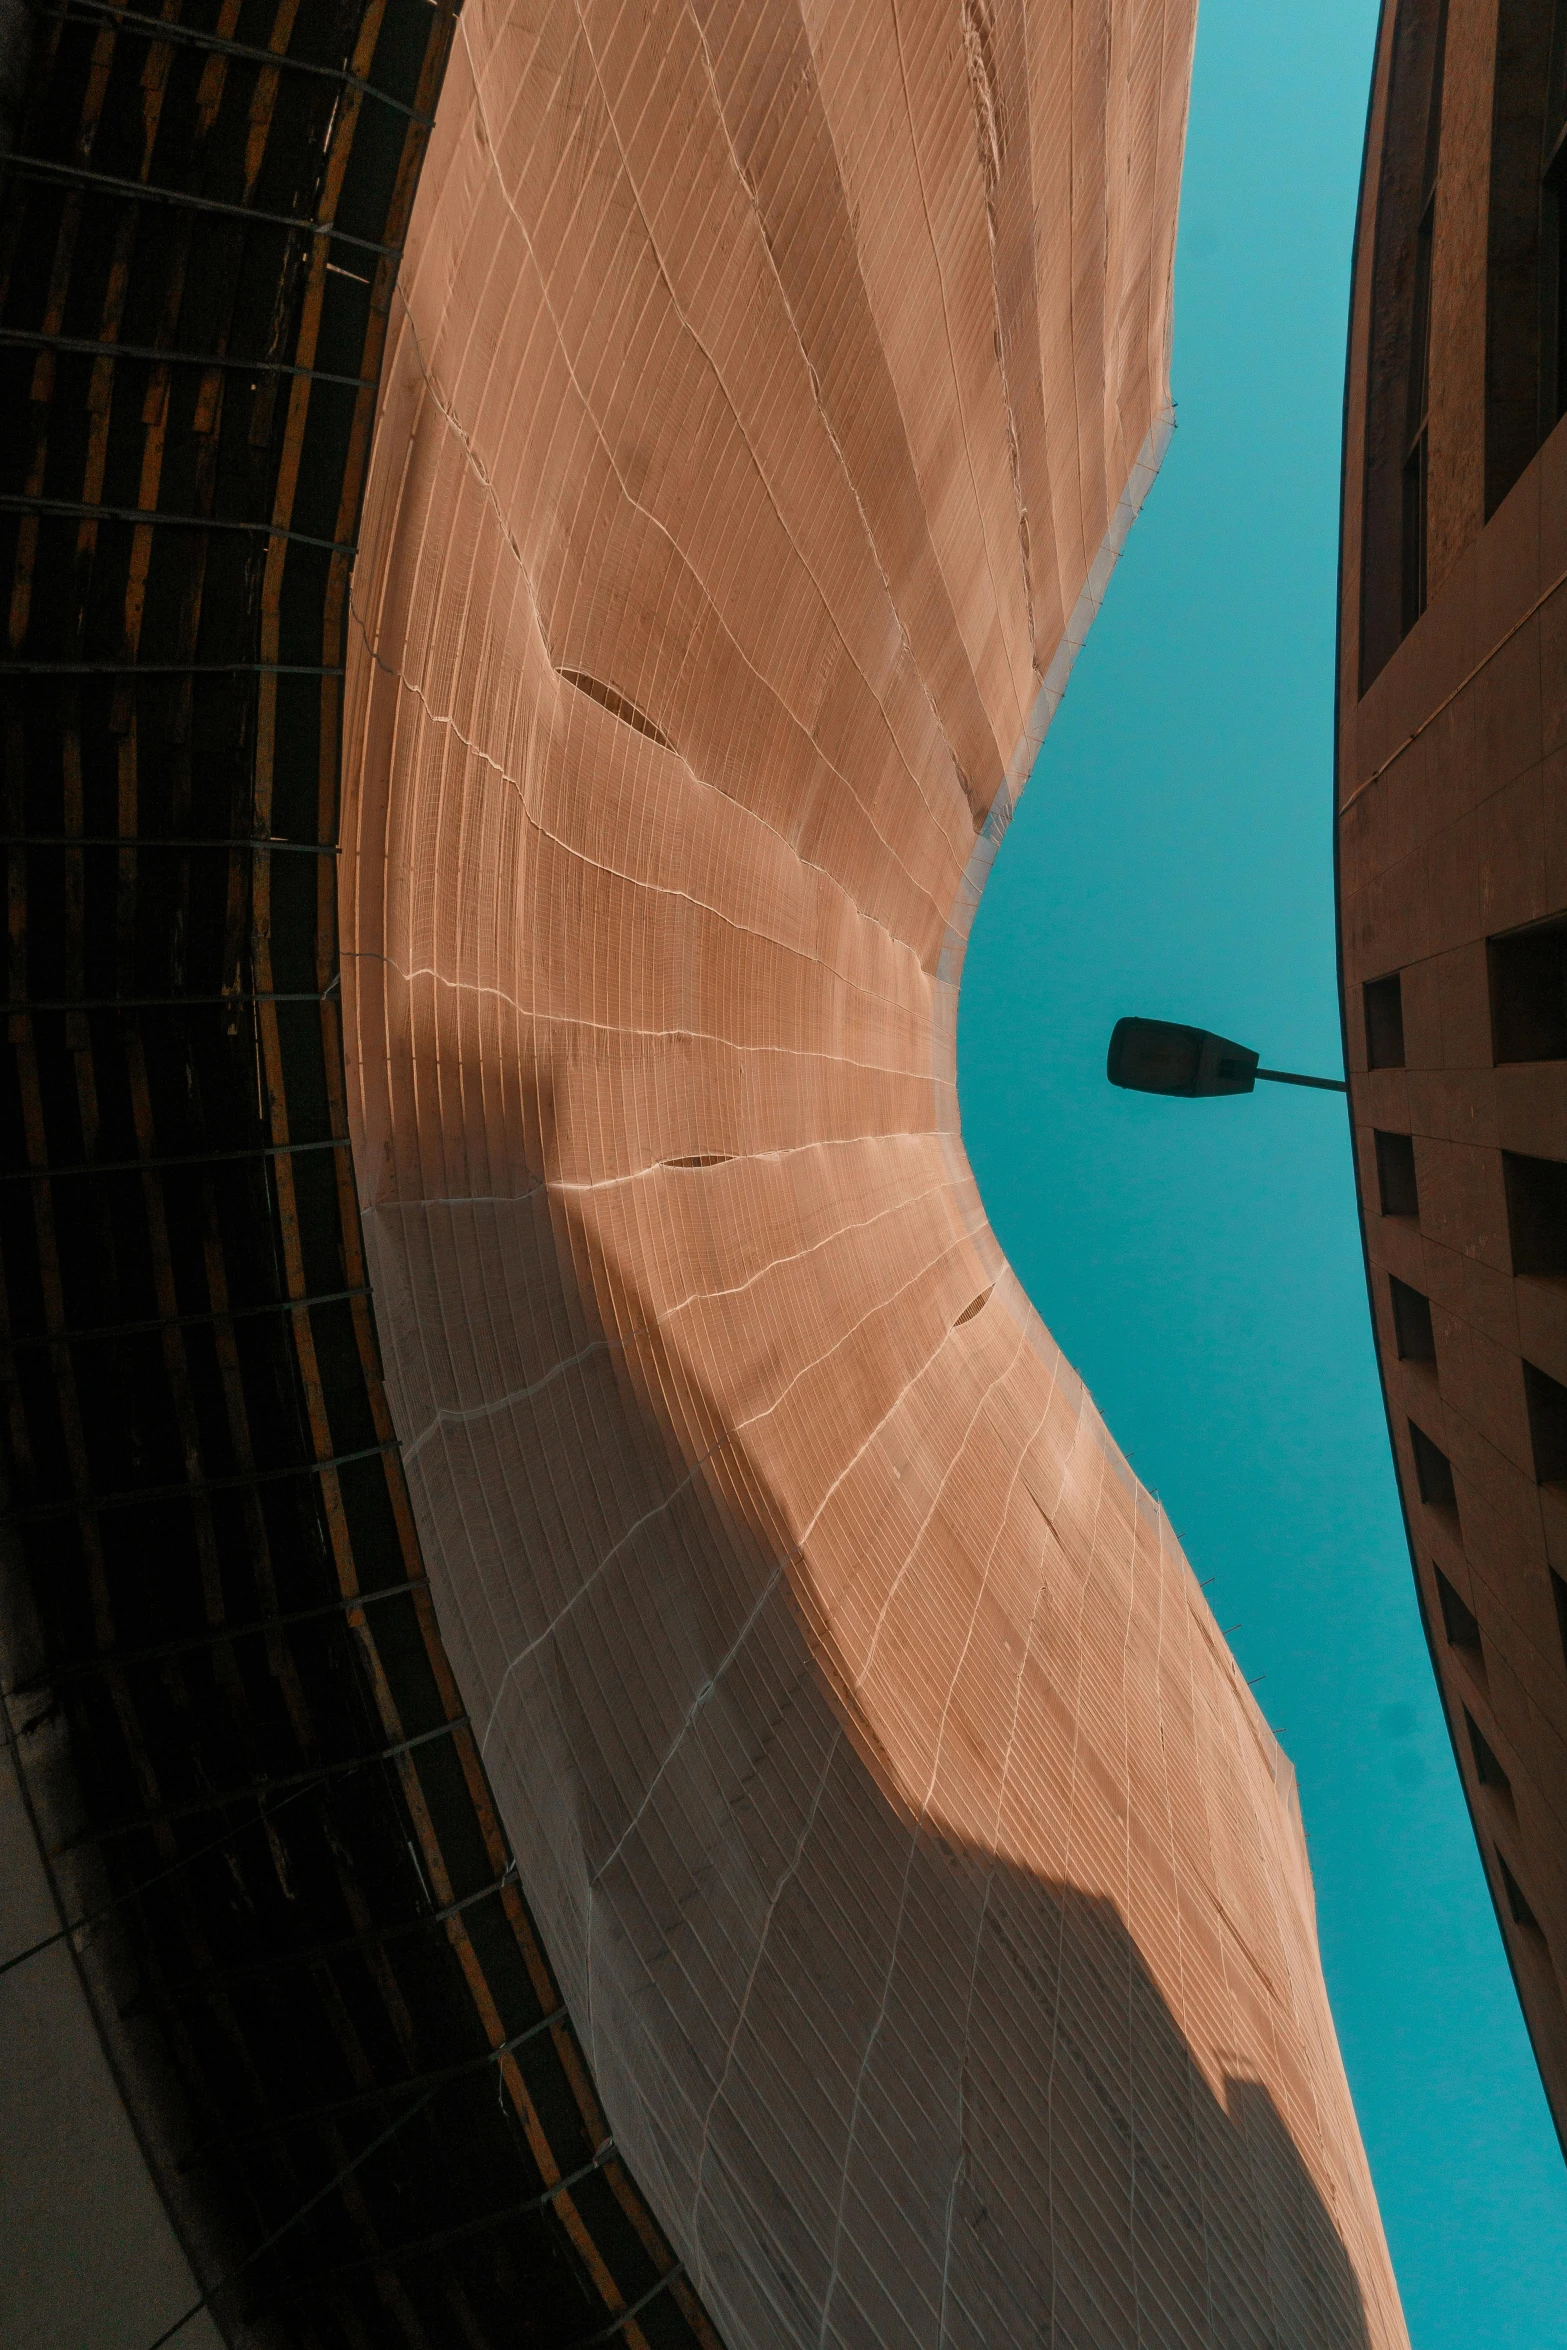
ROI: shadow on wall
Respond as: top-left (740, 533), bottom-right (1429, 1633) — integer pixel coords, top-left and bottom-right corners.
top-left (364, 1090), bottom-right (1388, 2348)
top-left (935, 1870), bottom-right (1373, 2347)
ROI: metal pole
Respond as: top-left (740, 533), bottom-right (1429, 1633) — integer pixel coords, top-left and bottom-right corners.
top-left (1254, 1068), bottom-right (1348, 1093)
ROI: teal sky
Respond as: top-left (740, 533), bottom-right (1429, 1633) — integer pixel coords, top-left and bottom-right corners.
top-left (957, 4), bottom-right (1567, 2345)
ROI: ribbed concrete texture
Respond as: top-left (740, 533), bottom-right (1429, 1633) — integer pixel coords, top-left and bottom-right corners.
top-left (341, 5), bottom-right (1408, 2345)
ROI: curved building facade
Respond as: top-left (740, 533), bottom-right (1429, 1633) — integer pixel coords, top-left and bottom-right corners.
top-left (1338, 0), bottom-right (1567, 2153)
top-left (0, 3), bottom-right (1406, 2345)
top-left (340, 5), bottom-right (1405, 2346)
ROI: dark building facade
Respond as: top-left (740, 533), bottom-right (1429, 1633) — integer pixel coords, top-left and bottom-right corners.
top-left (0, 8), bottom-right (723, 2344)
top-left (1340, 0), bottom-right (1567, 2154)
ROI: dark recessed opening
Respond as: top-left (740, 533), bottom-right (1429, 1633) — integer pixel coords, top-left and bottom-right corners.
top-left (1374, 1128), bottom-right (1420, 1217)
top-left (1466, 1709), bottom-right (1513, 1800)
top-left (1435, 1564), bottom-right (1483, 1657)
top-left (1524, 1359), bottom-right (1567, 1483)
top-left (1401, 434), bottom-right (1429, 638)
top-left (558, 668), bottom-right (672, 749)
top-left (1402, 197), bottom-right (1434, 633)
top-left (1364, 973), bottom-right (1406, 1069)
top-left (1359, 0), bottom-right (1450, 688)
top-left (1499, 1852), bottom-right (1541, 1933)
top-left (1389, 1274), bottom-right (1436, 1362)
top-left (1409, 1420), bottom-right (1457, 1510)
top-left (1489, 914), bottom-right (1567, 1063)
top-left (1554, 1570), bottom-right (1567, 1673)
top-left (1503, 1148), bottom-right (1567, 1274)
top-left (1485, 0), bottom-right (1566, 509)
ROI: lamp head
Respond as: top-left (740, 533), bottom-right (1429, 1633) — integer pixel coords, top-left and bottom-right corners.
top-left (1106, 1017), bottom-right (1260, 1098)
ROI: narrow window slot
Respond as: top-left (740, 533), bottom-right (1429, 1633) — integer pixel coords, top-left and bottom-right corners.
top-left (1364, 973), bottom-right (1406, 1070)
top-left (1409, 1420), bottom-right (1457, 1510)
top-left (1499, 1852), bottom-right (1541, 1934)
top-left (1485, 0), bottom-right (1565, 506)
top-left (1524, 1359), bottom-right (1567, 1483)
top-left (1434, 1565), bottom-right (1483, 1661)
top-left (1554, 1569), bottom-right (1567, 1673)
top-left (1389, 1274), bottom-right (1436, 1362)
top-left (1489, 915), bottom-right (1567, 1063)
top-left (1402, 196), bottom-right (1434, 632)
top-left (1548, 0), bottom-right (1567, 432)
top-left (1465, 1709), bottom-right (1513, 1801)
top-left (1503, 1149), bottom-right (1567, 1273)
top-left (1375, 1129), bottom-right (1419, 1217)
top-left (1549, 104), bottom-right (1567, 431)
top-left (1359, 0), bottom-right (1450, 686)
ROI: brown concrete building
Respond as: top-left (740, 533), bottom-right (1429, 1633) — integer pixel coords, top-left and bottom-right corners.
top-left (1339, 0), bottom-right (1567, 2155)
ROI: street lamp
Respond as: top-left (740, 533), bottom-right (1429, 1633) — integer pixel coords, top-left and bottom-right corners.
top-left (1106, 1017), bottom-right (1346, 1098)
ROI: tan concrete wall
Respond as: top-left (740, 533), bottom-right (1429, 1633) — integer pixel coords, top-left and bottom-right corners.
top-left (339, 6), bottom-right (1410, 2345)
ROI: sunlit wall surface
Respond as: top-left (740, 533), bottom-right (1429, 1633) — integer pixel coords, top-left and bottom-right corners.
top-left (342, 5), bottom-right (1407, 2343)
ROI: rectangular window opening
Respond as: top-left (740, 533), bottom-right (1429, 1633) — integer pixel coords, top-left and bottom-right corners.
top-left (1409, 1420), bottom-right (1458, 1511)
top-left (1503, 1148), bottom-right (1567, 1274)
top-left (1435, 1564), bottom-right (1483, 1657)
top-left (1548, 114), bottom-right (1567, 428)
top-left (1389, 1274), bottom-right (1437, 1362)
top-left (1375, 1128), bottom-right (1420, 1217)
top-left (1466, 1708), bottom-right (1514, 1801)
top-left (1400, 434), bottom-right (1429, 633)
top-left (1524, 1358), bottom-right (1567, 1483)
top-left (1486, 0), bottom-right (1563, 508)
top-left (1554, 1568), bottom-right (1567, 1672)
top-left (1499, 1851), bottom-right (1541, 1934)
top-left (1489, 915), bottom-right (1567, 1064)
top-left (1364, 973), bottom-right (1407, 1070)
